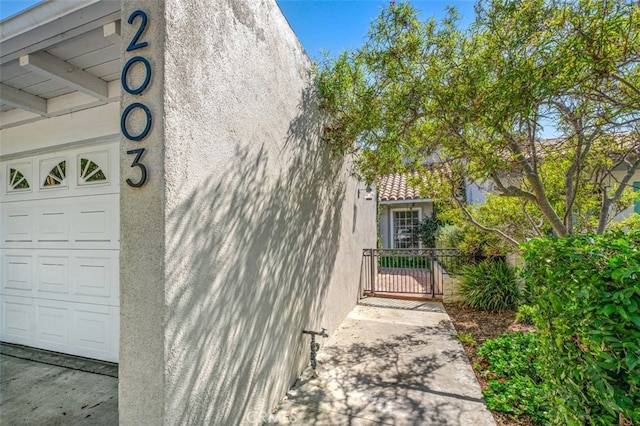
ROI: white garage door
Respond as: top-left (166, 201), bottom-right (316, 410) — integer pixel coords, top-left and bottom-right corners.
top-left (0, 142), bottom-right (119, 362)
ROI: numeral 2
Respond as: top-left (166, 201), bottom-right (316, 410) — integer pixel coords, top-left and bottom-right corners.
top-left (127, 10), bottom-right (148, 52)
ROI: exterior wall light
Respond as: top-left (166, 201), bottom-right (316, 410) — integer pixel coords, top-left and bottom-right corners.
top-left (358, 186), bottom-right (374, 200)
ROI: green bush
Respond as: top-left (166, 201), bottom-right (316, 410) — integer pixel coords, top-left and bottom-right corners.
top-left (458, 259), bottom-right (520, 311)
top-left (477, 332), bottom-right (549, 424)
top-left (435, 224), bottom-right (462, 248)
top-left (522, 230), bottom-right (640, 425)
top-left (378, 255), bottom-right (429, 269)
top-left (415, 216), bottom-right (441, 247)
top-left (515, 304), bottom-right (538, 325)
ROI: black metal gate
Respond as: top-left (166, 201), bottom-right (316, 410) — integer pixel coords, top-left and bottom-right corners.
top-left (362, 248), bottom-right (463, 298)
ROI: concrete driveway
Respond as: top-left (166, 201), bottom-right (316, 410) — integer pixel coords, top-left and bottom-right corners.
top-left (272, 297), bottom-right (496, 425)
top-left (0, 343), bottom-right (118, 425)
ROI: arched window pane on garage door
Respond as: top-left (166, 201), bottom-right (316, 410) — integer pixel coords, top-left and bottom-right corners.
top-left (9, 168), bottom-right (30, 191)
top-left (43, 161), bottom-right (66, 187)
top-left (79, 158), bottom-right (107, 184)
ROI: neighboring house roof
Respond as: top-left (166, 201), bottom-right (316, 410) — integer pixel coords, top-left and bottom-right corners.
top-left (378, 173), bottom-right (430, 202)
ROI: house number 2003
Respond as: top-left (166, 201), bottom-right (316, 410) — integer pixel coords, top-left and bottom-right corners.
top-left (121, 10), bottom-right (152, 187)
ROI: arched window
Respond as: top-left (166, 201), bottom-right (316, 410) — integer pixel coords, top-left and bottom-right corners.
top-left (79, 158), bottom-right (107, 184)
top-left (43, 161), bottom-right (66, 187)
top-left (9, 168), bottom-right (30, 191)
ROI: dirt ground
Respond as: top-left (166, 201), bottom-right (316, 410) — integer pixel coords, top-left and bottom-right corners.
top-left (444, 303), bottom-right (537, 426)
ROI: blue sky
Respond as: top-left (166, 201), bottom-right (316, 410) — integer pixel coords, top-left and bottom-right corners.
top-left (275, 0), bottom-right (475, 60)
top-left (1, 1), bottom-right (476, 60)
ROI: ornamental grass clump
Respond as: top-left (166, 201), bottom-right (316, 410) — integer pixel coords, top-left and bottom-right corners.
top-left (458, 259), bottom-right (520, 311)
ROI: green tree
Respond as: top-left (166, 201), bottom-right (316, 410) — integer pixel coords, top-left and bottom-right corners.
top-left (316, 0), bottom-right (640, 245)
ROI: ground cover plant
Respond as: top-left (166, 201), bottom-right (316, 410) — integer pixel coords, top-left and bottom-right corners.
top-left (477, 332), bottom-right (548, 424)
top-left (445, 304), bottom-right (538, 425)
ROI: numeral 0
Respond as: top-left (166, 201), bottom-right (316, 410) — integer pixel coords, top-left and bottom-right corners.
top-left (121, 56), bottom-right (151, 95)
top-left (121, 102), bottom-right (152, 141)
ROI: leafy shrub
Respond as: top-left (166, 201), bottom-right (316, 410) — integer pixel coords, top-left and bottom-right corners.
top-left (478, 332), bottom-right (549, 424)
top-left (522, 230), bottom-right (640, 425)
top-left (435, 223), bottom-right (509, 274)
top-left (456, 224), bottom-right (509, 260)
top-left (515, 304), bottom-right (537, 325)
top-left (414, 216), bottom-right (441, 247)
top-left (435, 224), bottom-right (462, 248)
top-left (458, 259), bottom-right (520, 311)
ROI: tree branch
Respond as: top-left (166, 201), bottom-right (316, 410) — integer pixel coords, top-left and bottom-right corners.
top-left (451, 190), bottom-right (520, 247)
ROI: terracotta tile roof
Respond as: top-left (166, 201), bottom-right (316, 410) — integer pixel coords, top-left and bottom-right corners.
top-left (378, 173), bottom-right (426, 202)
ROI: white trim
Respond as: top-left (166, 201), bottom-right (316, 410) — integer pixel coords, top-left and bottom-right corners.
top-left (0, 134), bottom-right (119, 162)
top-left (0, 1), bottom-right (99, 41)
top-left (390, 207), bottom-right (422, 249)
top-left (380, 198), bottom-right (431, 205)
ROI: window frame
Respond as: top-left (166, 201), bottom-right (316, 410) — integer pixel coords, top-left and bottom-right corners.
top-left (390, 207), bottom-right (422, 249)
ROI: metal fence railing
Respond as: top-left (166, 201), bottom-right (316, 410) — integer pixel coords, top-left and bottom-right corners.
top-left (362, 248), bottom-right (468, 298)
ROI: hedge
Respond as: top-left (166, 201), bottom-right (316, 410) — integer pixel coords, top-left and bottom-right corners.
top-left (522, 230), bottom-right (640, 425)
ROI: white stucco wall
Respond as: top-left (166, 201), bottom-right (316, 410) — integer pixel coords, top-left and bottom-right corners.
top-left (119, 0), bottom-right (375, 424)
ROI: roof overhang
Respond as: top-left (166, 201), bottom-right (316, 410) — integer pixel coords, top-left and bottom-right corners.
top-left (0, 0), bottom-right (122, 130)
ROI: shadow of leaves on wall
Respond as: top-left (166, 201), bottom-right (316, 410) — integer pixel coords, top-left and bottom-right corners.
top-left (162, 83), bottom-right (356, 424)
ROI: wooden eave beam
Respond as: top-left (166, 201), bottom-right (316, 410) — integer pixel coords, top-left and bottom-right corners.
top-left (20, 52), bottom-right (108, 101)
top-left (0, 83), bottom-right (47, 116)
top-left (1, 1), bottom-right (120, 66)
top-left (103, 21), bottom-right (121, 45)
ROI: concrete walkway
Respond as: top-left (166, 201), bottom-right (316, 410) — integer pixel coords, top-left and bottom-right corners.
top-left (273, 297), bottom-right (496, 425)
top-left (0, 343), bottom-right (118, 425)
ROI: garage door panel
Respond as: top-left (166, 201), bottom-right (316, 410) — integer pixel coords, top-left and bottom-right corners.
top-left (3, 253), bottom-right (33, 294)
top-left (74, 204), bottom-right (109, 241)
top-left (35, 301), bottom-right (71, 349)
top-left (36, 255), bottom-right (70, 295)
top-left (72, 196), bottom-right (119, 246)
top-left (73, 305), bottom-right (118, 362)
top-left (3, 207), bottom-right (33, 243)
top-left (73, 255), bottom-right (114, 300)
top-left (2, 195), bottom-right (118, 250)
top-left (1, 295), bottom-right (35, 344)
top-left (37, 205), bottom-right (70, 242)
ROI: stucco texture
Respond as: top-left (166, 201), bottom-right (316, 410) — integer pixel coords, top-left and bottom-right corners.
top-left (156, 0), bottom-right (375, 424)
top-left (119, 0), bottom-right (166, 424)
